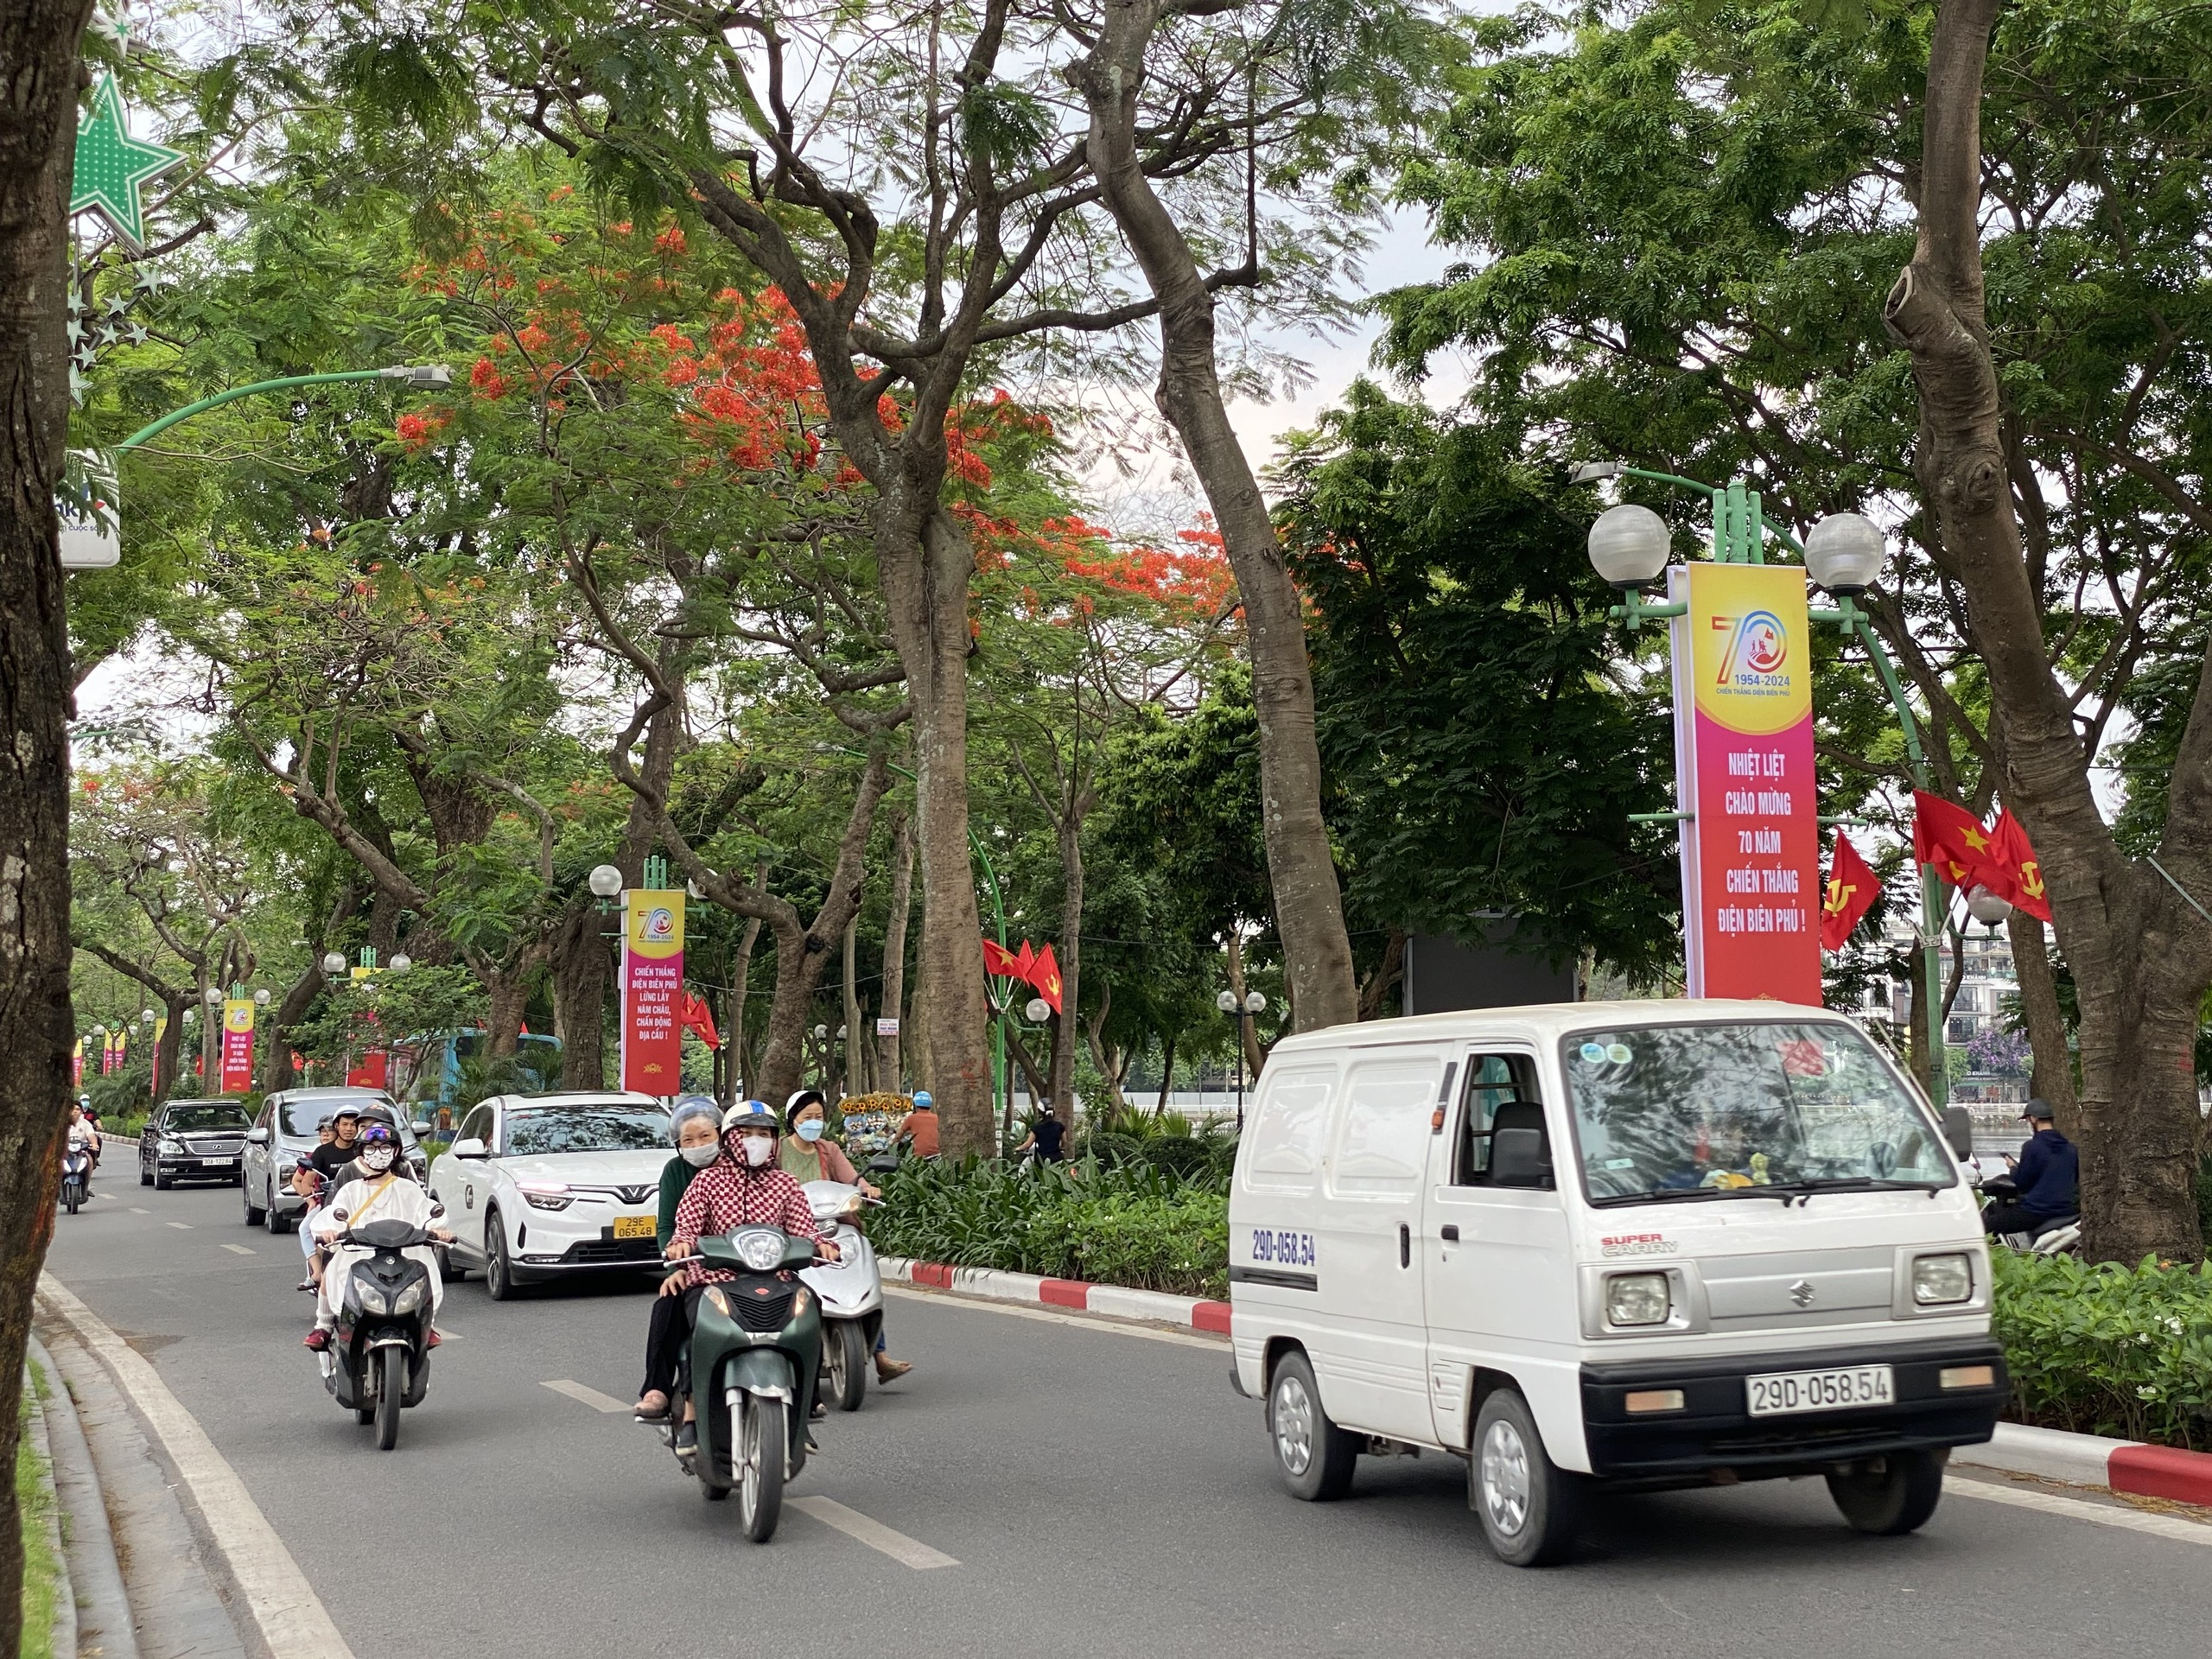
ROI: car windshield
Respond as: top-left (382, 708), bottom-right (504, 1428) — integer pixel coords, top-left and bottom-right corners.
top-left (165, 1103), bottom-right (251, 1132)
top-left (1561, 1020), bottom-right (1954, 1205)
top-left (501, 1104), bottom-right (670, 1156)
top-left (280, 1096), bottom-right (392, 1137)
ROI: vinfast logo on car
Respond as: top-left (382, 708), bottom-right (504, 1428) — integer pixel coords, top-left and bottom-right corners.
top-left (1600, 1234), bottom-right (1677, 1257)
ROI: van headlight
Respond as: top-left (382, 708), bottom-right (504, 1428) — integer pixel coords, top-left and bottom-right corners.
top-left (1912, 1253), bottom-right (1974, 1306)
top-left (1605, 1273), bottom-right (1672, 1327)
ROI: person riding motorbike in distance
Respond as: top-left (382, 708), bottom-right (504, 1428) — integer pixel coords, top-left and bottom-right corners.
top-left (663, 1099), bottom-right (838, 1452)
top-left (782, 1090), bottom-right (911, 1385)
top-left (304, 1122), bottom-right (454, 1352)
top-left (65, 1102), bottom-right (98, 1193)
top-left (635, 1096), bottom-right (723, 1421)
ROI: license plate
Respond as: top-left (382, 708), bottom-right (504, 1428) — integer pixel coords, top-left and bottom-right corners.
top-left (612, 1215), bottom-right (656, 1240)
top-left (1746, 1364), bottom-right (1894, 1416)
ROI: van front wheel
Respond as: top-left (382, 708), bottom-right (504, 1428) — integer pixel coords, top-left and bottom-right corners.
top-left (1471, 1389), bottom-right (1581, 1567)
top-left (1827, 1449), bottom-right (1946, 1535)
top-left (1267, 1352), bottom-right (1356, 1501)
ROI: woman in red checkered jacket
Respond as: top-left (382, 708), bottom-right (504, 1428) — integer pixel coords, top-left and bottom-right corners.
top-left (664, 1098), bottom-right (840, 1453)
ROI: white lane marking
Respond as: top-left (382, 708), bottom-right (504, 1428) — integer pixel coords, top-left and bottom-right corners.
top-left (790, 1495), bottom-right (959, 1569)
top-left (37, 1274), bottom-right (356, 1658)
top-left (223, 1244), bottom-right (256, 1256)
top-left (541, 1378), bottom-right (630, 1414)
top-left (1946, 1475), bottom-right (2212, 1547)
top-left (884, 1283), bottom-right (1224, 1351)
top-left (130, 1208), bottom-right (149, 1215)
top-left (165, 1221), bottom-right (192, 1230)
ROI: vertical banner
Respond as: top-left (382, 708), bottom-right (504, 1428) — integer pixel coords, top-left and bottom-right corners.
top-left (152, 1014), bottom-right (167, 1096)
top-left (220, 997), bottom-right (257, 1093)
top-left (621, 889), bottom-right (686, 1094)
top-left (72, 1038), bottom-right (83, 1087)
top-left (1669, 563), bottom-right (1821, 1004)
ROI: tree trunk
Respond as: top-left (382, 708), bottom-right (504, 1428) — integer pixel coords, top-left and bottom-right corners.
top-left (879, 504), bottom-right (994, 1150)
top-left (1885, 0), bottom-right (2212, 1261)
top-left (1083, 978), bottom-right (1128, 1114)
top-left (262, 963), bottom-right (328, 1094)
top-left (2006, 911), bottom-right (2078, 1133)
top-left (1047, 811), bottom-right (1084, 1116)
top-left (756, 919), bottom-right (838, 1103)
top-left (0, 8), bottom-right (97, 1651)
top-left (1906, 943), bottom-right (1934, 1093)
top-left (1154, 1034), bottom-right (1176, 1116)
top-left (878, 809), bottom-right (912, 1090)
top-left (727, 899), bottom-right (763, 1108)
top-left (841, 912), bottom-right (865, 1098)
top-left (550, 901), bottom-right (610, 1090)
top-left (485, 968), bottom-right (532, 1058)
top-left (1224, 933), bottom-right (1265, 1078)
top-left (1074, 11), bottom-right (1357, 1034)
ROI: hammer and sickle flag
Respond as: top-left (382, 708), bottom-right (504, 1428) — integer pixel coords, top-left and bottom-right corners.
top-left (1911, 791), bottom-right (2005, 891)
top-left (1821, 833), bottom-right (1880, 950)
top-left (1986, 809), bottom-right (2053, 922)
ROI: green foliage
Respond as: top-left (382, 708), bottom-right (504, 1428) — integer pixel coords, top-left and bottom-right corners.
top-left (871, 1156), bottom-right (1230, 1298)
top-left (16, 1375), bottom-right (58, 1659)
top-left (1992, 1249), bottom-right (2212, 1449)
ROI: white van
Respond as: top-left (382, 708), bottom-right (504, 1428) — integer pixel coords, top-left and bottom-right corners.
top-left (1227, 1001), bottom-right (2004, 1566)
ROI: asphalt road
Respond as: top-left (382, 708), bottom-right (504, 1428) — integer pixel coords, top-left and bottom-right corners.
top-left (41, 1175), bottom-right (2212, 1659)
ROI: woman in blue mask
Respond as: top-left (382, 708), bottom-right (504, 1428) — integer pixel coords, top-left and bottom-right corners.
top-left (781, 1090), bottom-right (911, 1384)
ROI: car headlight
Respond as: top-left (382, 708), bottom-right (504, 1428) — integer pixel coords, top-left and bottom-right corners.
top-left (353, 1281), bottom-right (390, 1315)
top-left (518, 1182), bottom-right (573, 1211)
top-left (1912, 1252), bottom-right (1974, 1306)
top-left (1605, 1272), bottom-right (1672, 1327)
top-left (734, 1230), bottom-right (785, 1270)
top-left (391, 1281), bottom-right (427, 1316)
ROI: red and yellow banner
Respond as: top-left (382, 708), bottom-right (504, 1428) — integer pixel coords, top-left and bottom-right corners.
top-left (220, 997), bottom-right (256, 1093)
top-left (620, 889), bottom-right (685, 1094)
top-left (1669, 563), bottom-right (1821, 1004)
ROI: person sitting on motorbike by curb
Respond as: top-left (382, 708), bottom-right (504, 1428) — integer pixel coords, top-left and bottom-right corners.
top-left (293, 1160), bottom-right (332, 1291)
top-left (635, 1096), bottom-right (722, 1421)
top-left (663, 1100), bottom-right (838, 1453)
top-left (895, 1090), bottom-right (940, 1160)
top-left (1984, 1098), bottom-right (2079, 1238)
top-left (1013, 1102), bottom-right (1068, 1165)
top-left (304, 1123), bottom-right (454, 1352)
top-left (782, 1090), bottom-right (911, 1388)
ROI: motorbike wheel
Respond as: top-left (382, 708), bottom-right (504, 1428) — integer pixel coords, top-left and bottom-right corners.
top-left (65, 1183), bottom-right (80, 1217)
top-left (826, 1319), bottom-right (868, 1412)
top-left (485, 1213), bottom-right (519, 1301)
top-left (374, 1347), bottom-right (405, 1451)
top-left (243, 1179), bottom-right (266, 1228)
top-left (736, 1395), bottom-right (786, 1542)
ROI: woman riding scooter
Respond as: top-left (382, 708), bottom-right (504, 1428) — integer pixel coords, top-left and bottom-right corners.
top-left (635, 1097), bottom-right (722, 1421)
top-left (782, 1090), bottom-right (911, 1386)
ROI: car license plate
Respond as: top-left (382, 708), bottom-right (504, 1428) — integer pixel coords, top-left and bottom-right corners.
top-left (1746, 1364), bottom-right (1894, 1416)
top-left (612, 1215), bottom-right (656, 1240)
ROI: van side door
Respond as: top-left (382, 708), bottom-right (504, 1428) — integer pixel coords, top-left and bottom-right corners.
top-left (1423, 1050), bottom-right (1579, 1453)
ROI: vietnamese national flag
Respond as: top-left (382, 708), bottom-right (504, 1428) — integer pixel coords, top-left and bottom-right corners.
top-left (982, 938), bottom-right (1020, 979)
top-left (1911, 791), bottom-right (2004, 890)
top-left (1029, 944), bottom-right (1064, 1016)
top-left (1821, 834), bottom-right (1881, 950)
top-left (677, 989), bottom-right (722, 1049)
top-left (1985, 809), bottom-right (2053, 921)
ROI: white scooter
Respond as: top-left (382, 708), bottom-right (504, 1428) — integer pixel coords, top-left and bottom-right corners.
top-left (800, 1180), bottom-right (883, 1411)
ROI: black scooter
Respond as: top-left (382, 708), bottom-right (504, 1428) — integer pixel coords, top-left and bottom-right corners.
top-left (319, 1212), bottom-right (439, 1449)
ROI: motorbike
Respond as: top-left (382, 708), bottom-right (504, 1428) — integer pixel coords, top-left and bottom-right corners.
top-left (60, 1145), bottom-right (92, 1215)
top-left (801, 1181), bottom-right (883, 1411)
top-left (319, 1211), bottom-right (439, 1449)
top-left (1977, 1173), bottom-right (2082, 1256)
top-left (649, 1226), bottom-right (824, 1541)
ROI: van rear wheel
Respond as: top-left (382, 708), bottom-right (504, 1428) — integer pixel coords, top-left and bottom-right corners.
top-left (1267, 1351), bottom-right (1357, 1501)
top-left (1827, 1448), bottom-right (1946, 1535)
top-left (1471, 1389), bottom-right (1581, 1567)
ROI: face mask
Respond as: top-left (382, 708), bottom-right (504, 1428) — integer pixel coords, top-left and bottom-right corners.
top-left (795, 1120), bottom-right (825, 1143)
top-left (741, 1135), bottom-right (774, 1166)
top-left (680, 1141), bottom-right (718, 1167)
top-left (360, 1146), bottom-right (397, 1173)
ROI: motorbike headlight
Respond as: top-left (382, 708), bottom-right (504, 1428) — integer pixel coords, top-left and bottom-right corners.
top-left (1605, 1272), bottom-right (1672, 1327)
top-left (734, 1230), bottom-right (785, 1271)
top-left (1912, 1252), bottom-right (1974, 1306)
top-left (391, 1280), bottom-right (427, 1316)
top-left (353, 1281), bottom-right (390, 1315)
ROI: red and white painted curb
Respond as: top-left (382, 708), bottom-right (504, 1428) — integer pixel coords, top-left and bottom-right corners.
top-left (1955, 1421), bottom-right (2212, 1506)
top-left (881, 1256), bottom-right (1230, 1336)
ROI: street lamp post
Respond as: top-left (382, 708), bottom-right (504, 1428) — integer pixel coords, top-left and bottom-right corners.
top-left (1216, 989), bottom-right (1267, 1131)
top-left (1580, 462), bottom-right (1954, 1103)
top-left (113, 365), bottom-right (454, 454)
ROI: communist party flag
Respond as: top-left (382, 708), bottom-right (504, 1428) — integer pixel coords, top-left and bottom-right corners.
top-left (1030, 944), bottom-right (1065, 1016)
top-left (1821, 834), bottom-right (1880, 950)
top-left (1985, 809), bottom-right (2052, 921)
top-left (1911, 791), bottom-right (2004, 889)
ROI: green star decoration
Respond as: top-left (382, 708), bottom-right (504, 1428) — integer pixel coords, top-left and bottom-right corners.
top-left (70, 72), bottom-right (184, 251)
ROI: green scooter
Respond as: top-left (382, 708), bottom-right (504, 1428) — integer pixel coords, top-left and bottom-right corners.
top-left (660, 1224), bottom-right (824, 1541)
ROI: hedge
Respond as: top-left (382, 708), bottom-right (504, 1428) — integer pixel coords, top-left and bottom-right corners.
top-left (1992, 1249), bottom-right (2212, 1451)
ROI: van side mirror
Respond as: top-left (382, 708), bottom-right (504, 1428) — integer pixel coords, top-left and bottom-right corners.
top-left (1491, 1126), bottom-right (1553, 1189)
top-left (450, 1137), bottom-right (487, 1160)
top-left (1941, 1106), bottom-right (1974, 1160)
top-left (410, 1120), bottom-right (433, 1137)
top-left (245, 1128), bottom-right (270, 1145)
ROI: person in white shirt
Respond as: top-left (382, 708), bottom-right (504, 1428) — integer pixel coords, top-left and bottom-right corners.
top-left (65, 1104), bottom-right (98, 1192)
top-left (304, 1124), bottom-right (452, 1351)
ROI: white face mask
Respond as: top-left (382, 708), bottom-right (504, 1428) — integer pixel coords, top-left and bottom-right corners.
top-left (360, 1145), bottom-right (397, 1173)
top-left (679, 1141), bottom-right (718, 1167)
top-left (740, 1135), bottom-right (774, 1166)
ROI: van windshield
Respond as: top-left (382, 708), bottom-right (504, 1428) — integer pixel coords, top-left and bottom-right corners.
top-left (1561, 1021), bottom-right (1954, 1205)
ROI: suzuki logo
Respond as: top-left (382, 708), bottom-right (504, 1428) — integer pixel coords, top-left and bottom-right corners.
top-left (1789, 1279), bottom-right (1816, 1308)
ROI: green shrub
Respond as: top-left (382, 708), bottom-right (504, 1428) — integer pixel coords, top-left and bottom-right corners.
top-left (1992, 1249), bottom-right (2212, 1450)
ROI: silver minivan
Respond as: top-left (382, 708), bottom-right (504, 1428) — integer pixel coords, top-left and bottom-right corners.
top-left (240, 1087), bottom-right (428, 1232)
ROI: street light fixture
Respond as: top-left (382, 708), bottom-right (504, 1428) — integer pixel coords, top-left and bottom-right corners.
top-left (1025, 997), bottom-right (1052, 1024)
top-left (1218, 988), bottom-right (1267, 1131)
top-left (204, 986), bottom-right (223, 1006)
top-left (588, 864), bottom-right (624, 899)
top-left (1966, 886), bottom-right (2014, 928)
top-left (1586, 504), bottom-right (1674, 589)
top-left (1244, 991), bottom-right (1267, 1015)
top-left (1804, 512), bottom-right (1888, 596)
top-left (253, 988), bottom-right (270, 1007)
top-left (321, 950), bottom-right (346, 976)
top-left (389, 953), bottom-right (412, 974)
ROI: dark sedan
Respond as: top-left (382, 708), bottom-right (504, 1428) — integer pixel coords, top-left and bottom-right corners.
top-left (140, 1098), bottom-right (255, 1189)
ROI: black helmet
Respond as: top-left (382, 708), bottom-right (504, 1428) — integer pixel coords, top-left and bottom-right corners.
top-left (353, 1103), bottom-right (398, 1129)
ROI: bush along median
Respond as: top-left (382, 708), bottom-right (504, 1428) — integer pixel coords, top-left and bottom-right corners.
top-left (1991, 1249), bottom-right (2212, 1452)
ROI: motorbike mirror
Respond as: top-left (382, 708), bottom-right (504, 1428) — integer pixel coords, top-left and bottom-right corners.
top-left (429, 1202), bottom-right (446, 1218)
top-left (331, 1209), bottom-right (350, 1222)
top-left (1941, 1105), bottom-right (1974, 1160)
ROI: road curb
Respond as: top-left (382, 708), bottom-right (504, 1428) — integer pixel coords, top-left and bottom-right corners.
top-left (20, 1353), bottom-right (78, 1659)
top-left (27, 1332), bottom-right (140, 1659)
top-left (881, 1256), bottom-right (1230, 1335)
top-left (1953, 1420), bottom-right (2212, 1504)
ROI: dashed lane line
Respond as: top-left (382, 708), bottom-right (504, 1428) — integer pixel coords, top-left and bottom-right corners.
top-left (165, 1221), bottom-right (192, 1230)
top-left (791, 1496), bottom-right (959, 1569)
top-left (223, 1244), bottom-right (255, 1256)
top-left (541, 1378), bottom-right (630, 1414)
top-left (130, 1208), bottom-right (149, 1215)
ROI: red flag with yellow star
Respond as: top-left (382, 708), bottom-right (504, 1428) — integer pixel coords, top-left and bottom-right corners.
top-left (1912, 791), bottom-right (2004, 890)
top-left (1985, 809), bottom-right (2052, 921)
top-left (1821, 834), bottom-right (1880, 950)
